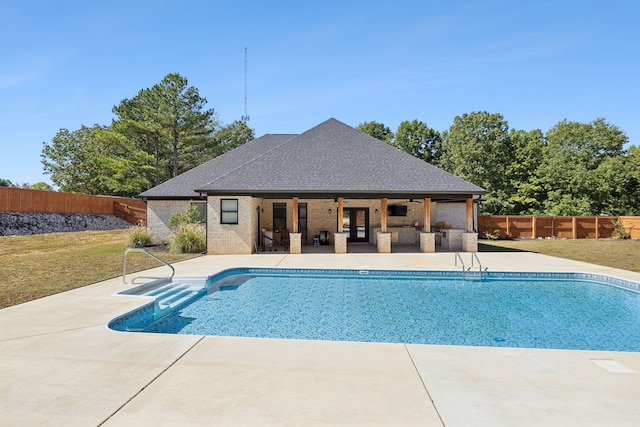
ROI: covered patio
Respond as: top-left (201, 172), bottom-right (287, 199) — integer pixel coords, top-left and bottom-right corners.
top-left (252, 195), bottom-right (481, 254)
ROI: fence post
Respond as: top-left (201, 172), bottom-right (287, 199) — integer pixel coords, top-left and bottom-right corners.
top-left (531, 216), bottom-right (536, 239)
top-left (595, 216), bottom-right (599, 239)
top-left (572, 216), bottom-right (577, 239)
top-left (506, 216), bottom-right (510, 238)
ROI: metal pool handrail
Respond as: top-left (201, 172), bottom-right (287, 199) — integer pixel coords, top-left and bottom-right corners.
top-left (471, 252), bottom-right (482, 269)
top-left (471, 252), bottom-right (484, 279)
top-left (123, 248), bottom-right (175, 284)
top-left (455, 252), bottom-right (485, 280)
top-left (454, 252), bottom-right (465, 271)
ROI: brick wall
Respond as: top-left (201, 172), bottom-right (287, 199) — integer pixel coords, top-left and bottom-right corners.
top-left (146, 200), bottom-right (193, 243)
top-left (207, 196), bottom-right (257, 254)
top-left (435, 202), bottom-right (472, 230)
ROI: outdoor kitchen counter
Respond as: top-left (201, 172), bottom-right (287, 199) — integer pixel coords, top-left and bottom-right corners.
top-left (370, 226), bottom-right (421, 245)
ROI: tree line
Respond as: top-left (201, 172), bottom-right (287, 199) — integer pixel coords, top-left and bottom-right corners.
top-left (35, 74), bottom-right (638, 216)
top-left (40, 73), bottom-right (254, 197)
top-left (357, 114), bottom-right (639, 216)
top-left (0, 179), bottom-right (52, 190)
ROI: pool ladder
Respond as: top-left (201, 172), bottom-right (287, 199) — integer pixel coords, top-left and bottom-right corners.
top-left (455, 252), bottom-right (485, 280)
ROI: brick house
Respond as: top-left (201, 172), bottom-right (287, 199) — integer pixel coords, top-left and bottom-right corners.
top-left (139, 118), bottom-right (486, 254)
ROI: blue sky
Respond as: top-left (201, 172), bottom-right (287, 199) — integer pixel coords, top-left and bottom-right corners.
top-left (1, 0), bottom-right (638, 185)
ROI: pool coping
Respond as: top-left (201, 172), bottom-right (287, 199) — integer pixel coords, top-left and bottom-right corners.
top-left (3, 251), bottom-right (640, 426)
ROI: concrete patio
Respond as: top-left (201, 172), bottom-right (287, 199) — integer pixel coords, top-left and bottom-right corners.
top-left (2, 252), bottom-right (640, 426)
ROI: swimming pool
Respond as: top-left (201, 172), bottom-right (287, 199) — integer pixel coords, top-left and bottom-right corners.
top-left (109, 268), bottom-right (640, 352)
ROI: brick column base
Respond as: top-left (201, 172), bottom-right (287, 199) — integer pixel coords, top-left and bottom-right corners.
top-left (462, 232), bottom-right (478, 252)
top-left (289, 232), bottom-right (302, 254)
top-left (419, 232), bottom-right (436, 253)
top-left (377, 232), bottom-right (392, 253)
top-left (334, 232), bottom-right (348, 253)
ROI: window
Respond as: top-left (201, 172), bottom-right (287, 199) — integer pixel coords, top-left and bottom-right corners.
top-left (273, 203), bottom-right (286, 231)
top-left (220, 199), bottom-right (238, 224)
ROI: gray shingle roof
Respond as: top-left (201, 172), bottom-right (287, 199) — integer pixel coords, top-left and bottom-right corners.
top-left (139, 133), bottom-right (296, 199)
top-left (141, 118), bottom-right (486, 199)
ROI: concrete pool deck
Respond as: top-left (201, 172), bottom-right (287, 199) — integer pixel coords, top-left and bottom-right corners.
top-left (2, 251), bottom-right (640, 426)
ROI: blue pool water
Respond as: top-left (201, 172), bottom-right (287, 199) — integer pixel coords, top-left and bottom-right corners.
top-left (109, 268), bottom-right (640, 351)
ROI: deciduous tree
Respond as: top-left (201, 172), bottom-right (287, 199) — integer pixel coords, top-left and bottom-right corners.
top-left (506, 129), bottom-right (545, 214)
top-left (357, 121), bottom-right (394, 144)
top-left (212, 120), bottom-right (255, 156)
top-left (394, 119), bottom-right (442, 164)
top-left (440, 112), bottom-right (512, 214)
top-left (536, 118), bottom-right (628, 215)
top-left (42, 125), bottom-right (153, 197)
top-left (42, 125), bottom-right (106, 194)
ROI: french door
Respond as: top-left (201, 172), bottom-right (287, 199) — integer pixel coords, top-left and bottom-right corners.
top-left (342, 208), bottom-right (369, 242)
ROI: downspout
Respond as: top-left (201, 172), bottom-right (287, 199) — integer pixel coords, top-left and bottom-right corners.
top-left (199, 192), bottom-right (208, 254)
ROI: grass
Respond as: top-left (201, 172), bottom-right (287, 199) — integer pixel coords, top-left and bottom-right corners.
top-left (480, 238), bottom-right (640, 273)
top-left (0, 229), bottom-right (200, 309)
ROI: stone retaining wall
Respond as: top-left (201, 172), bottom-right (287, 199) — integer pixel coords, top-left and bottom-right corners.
top-left (0, 213), bottom-right (132, 236)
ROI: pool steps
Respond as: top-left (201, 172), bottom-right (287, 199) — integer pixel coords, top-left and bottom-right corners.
top-left (119, 276), bottom-right (208, 319)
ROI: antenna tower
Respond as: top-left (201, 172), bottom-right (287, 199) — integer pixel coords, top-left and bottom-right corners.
top-left (241, 47), bottom-right (249, 122)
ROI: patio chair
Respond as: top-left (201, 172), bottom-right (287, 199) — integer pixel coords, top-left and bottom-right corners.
top-left (262, 229), bottom-right (290, 251)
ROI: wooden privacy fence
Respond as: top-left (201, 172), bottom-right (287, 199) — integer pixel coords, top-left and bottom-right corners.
top-left (0, 187), bottom-right (146, 225)
top-left (478, 215), bottom-right (640, 240)
top-left (113, 201), bottom-right (146, 225)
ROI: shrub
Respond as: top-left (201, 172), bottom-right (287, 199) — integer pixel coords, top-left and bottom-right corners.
top-left (127, 226), bottom-right (153, 248)
top-left (170, 224), bottom-right (206, 254)
top-left (168, 202), bottom-right (202, 227)
top-left (483, 229), bottom-right (500, 240)
top-left (611, 218), bottom-right (630, 239)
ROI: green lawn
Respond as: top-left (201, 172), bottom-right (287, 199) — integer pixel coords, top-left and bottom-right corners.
top-left (480, 238), bottom-right (640, 273)
top-left (0, 229), bottom-right (200, 309)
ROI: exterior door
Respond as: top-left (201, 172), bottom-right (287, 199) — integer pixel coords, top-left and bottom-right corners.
top-left (342, 208), bottom-right (369, 242)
